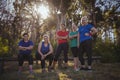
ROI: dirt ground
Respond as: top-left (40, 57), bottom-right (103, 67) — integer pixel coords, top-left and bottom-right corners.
top-left (0, 61), bottom-right (120, 80)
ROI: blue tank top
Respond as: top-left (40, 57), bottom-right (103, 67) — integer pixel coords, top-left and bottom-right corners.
top-left (41, 42), bottom-right (50, 54)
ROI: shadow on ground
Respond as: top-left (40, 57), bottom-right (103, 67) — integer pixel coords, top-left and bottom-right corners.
top-left (0, 61), bottom-right (120, 80)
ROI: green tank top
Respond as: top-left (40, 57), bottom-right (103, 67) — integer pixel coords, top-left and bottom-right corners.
top-left (69, 31), bottom-right (78, 47)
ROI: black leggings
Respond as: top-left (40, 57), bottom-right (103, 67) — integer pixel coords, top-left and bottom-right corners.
top-left (18, 54), bottom-right (33, 66)
top-left (78, 39), bottom-right (92, 66)
top-left (36, 53), bottom-right (53, 69)
top-left (54, 43), bottom-right (68, 63)
top-left (71, 47), bottom-right (78, 57)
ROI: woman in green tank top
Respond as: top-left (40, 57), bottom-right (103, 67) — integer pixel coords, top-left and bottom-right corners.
top-left (69, 24), bottom-right (79, 71)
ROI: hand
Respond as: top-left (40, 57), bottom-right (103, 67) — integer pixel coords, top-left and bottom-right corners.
top-left (72, 36), bottom-right (75, 39)
top-left (41, 55), bottom-right (45, 60)
top-left (25, 47), bottom-right (29, 50)
top-left (43, 54), bottom-right (47, 58)
top-left (23, 47), bottom-right (27, 51)
top-left (85, 33), bottom-right (90, 36)
top-left (70, 36), bottom-right (75, 39)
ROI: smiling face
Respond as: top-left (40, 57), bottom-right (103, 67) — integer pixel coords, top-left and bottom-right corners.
top-left (72, 25), bottom-right (77, 32)
top-left (60, 24), bottom-right (66, 30)
top-left (43, 35), bottom-right (49, 43)
top-left (23, 33), bottom-right (29, 41)
top-left (44, 36), bottom-right (48, 42)
top-left (81, 16), bottom-right (88, 26)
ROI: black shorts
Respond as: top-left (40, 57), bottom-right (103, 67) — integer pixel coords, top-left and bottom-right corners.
top-left (71, 47), bottom-right (78, 57)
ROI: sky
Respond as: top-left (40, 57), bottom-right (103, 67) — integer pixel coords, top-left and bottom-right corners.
top-left (95, 0), bottom-right (120, 12)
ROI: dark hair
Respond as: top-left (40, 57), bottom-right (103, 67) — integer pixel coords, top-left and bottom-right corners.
top-left (23, 33), bottom-right (28, 36)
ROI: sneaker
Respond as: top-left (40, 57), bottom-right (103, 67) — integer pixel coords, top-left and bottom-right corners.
top-left (64, 63), bottom-right (68, 68)
top-left (74, 68), bottom-right (79, 71)
top-left (80, 67), bottom-right (86, 70)
top-left (17, 70), bottom-right (22, 75)
top-left (29, 70), bottom-right (34, 75)
top-left (74, 66), bottom-right (79, 71)
top-left (49, 67), bottom-right (55, 72)
top-left (48, 66), bottom-right (52, 72)
top-left (42, 69), bottom-right (47, 73)
top-left (85, 68), bottom-right (93, 71)
top-left (50, 66), bottom-right (55, 70)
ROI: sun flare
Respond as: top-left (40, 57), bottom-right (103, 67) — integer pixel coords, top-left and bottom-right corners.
top-left (37, 4), bottom-right (50, 19)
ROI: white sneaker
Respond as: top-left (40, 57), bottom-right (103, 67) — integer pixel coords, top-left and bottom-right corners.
top-left (74, 67), bottom-right (79, 71)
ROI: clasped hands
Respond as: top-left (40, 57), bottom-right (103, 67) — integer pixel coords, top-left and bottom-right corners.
top-left (41, 54), bottom-right (47, 60)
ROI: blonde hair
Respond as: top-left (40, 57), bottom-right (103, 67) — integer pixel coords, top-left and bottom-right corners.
top-left (72, 23), bottom-right (77, 27)
top-left (81, 16), bottom-right (88, 24)
top-left (71, 23), bottom-right (78, 32)
top-left (43, 34), bottom-right (49, 38)
top-left (43, 34), bottom-right (50, 43)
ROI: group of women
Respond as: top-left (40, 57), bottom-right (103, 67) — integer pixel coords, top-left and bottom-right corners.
top-left (18, 16), bottom-right (97, 74)
top-left (36, 16), bottom-right (97, 72)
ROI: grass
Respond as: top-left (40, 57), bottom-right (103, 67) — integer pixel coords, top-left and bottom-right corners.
top-left (0, 61), bottom-right (120, 80)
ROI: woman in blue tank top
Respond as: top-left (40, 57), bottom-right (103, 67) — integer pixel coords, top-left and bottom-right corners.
top-left (38, 34), bottom-right (53, 73)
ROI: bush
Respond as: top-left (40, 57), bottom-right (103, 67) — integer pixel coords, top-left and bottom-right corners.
top-left (93, 38), bottom-right (120, 63)
top-left (113, 45), bottom-right (120, 62)
top-left (0, 37), bottom-right (9, 57)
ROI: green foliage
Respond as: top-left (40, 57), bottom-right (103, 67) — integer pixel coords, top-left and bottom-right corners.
top-left (113, 45), bottom-right (120, 62)
top-left (93, 38), bottom-right (120, 63)
top-left (0, 0), bottom-right (120, 63)
top-left (0, 37), bottom-right (19, 57)
top-left (0, 37), bottom-right (9, 57)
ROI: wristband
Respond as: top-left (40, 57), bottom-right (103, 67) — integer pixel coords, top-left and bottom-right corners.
top-left (89, 33), bottom-right (92, 36)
